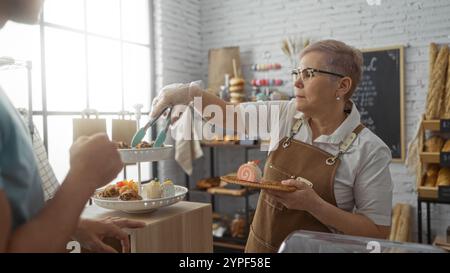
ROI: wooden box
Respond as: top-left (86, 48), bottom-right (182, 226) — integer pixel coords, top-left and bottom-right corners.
top-left (81, 201), bottom-right (213, 253)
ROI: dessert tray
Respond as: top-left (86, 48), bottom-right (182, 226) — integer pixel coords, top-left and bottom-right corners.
top-left (92, 185), bottom-right (188, 214)
top-left (118, 145), bottom-right (174, 163)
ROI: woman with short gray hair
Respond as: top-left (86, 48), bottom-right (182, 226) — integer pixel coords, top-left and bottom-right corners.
top-left (151, 39), bottom-right (393, 253)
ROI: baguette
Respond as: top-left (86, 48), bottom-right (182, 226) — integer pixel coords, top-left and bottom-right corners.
top-left (441, 54), bottom-right (450, 118)
top-left (394, 204), bottom-right (411, 242)
top-left (426, 45), bottom-right (449, 120)
top-left (425, 43), bottom-right (438, 119)
top-left (429, 43), bottom-right (439, 81)
top-left (389, 204), bottom-right (403, 241)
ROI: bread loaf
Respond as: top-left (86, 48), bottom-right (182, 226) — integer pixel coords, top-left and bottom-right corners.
top-left (427, 164), bottom-right (440, 177)
top-left (426, 43), bottom-right (438, 119)
top-left (389, 204), bottom-right (402, 241)
top-left (437, 167), bottom-right (450, 186)
top-left (424, 164), bottom-right (439, 187)
top-left (424, 136), bottom-right (444, 152)
top-left (426, 45), bottom-right (449, 120)
top-left (395, 204), bottom-right (411, 242)
top-left (442, 140), bottom-right (450, 152)
top-left (429, 43), bottom-right (438, 81)
top-left (441, 54), bottom-right (450, 118)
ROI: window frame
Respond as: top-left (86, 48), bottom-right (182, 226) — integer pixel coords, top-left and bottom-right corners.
top-left (34, 0), bottom-right (157, 179)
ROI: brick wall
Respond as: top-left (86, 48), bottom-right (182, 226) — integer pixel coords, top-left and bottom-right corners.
top-left (155, 0), bottom-right (450, 242)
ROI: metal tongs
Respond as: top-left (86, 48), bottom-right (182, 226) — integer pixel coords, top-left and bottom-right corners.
top-left (131, 106), bottom-right (173, 148)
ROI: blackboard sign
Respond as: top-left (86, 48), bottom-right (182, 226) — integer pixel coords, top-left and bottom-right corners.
top-left (352, 46), bottom-right (405, 161)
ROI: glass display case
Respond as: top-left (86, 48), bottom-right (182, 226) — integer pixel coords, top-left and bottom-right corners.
top-left (279, 230), bottom-right (446, 253)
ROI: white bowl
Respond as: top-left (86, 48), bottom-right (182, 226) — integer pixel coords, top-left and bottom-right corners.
top-left (118, 145), bottom-right (174, 163)
top-left (92, 185), bottom-right (188, 214)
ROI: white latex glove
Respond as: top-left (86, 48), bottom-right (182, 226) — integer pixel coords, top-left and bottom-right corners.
top-left (150, 81), bottom-right (203, 119)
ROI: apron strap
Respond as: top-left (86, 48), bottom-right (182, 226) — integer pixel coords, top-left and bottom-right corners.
top-left (282, 118), bottom-right (304, 148)
top-left (325, 124), bottom-right (365, 166)
top-left (282, 118), bottom-right (366, 164)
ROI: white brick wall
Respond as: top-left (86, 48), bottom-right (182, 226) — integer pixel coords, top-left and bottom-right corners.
top-left (154, 0), bottom-right (203, 89)
top-left (155, 0), bottom-right (450, 243)
top-left (153, 0), bottom-right (203, 185)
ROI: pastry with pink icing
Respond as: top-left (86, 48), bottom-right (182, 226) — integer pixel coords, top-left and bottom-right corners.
top-left (237, 160), bottom-right (262, 183)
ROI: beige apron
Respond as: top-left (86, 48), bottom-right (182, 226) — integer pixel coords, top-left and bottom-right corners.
top-left (245, 118), bottom-right (365, 253)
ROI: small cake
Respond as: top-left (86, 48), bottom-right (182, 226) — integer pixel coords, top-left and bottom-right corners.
top-left (117, 180), bottom-right (138, 194)
top-left (161, 179), bottom-right (175, 198)
top-left (145, 178), bottom-right (161, 199)
top-left (136, 141), bottom-right (153, 149)
top-left (99, 184), bottom-right (120, 198)
top-left (115, 141), bottom-right (130, 149)
top-left (119, 189), bottom-right (142, 201)
top-left (237, 160), bottom-right (262, 183)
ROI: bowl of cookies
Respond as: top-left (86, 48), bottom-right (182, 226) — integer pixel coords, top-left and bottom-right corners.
top-left (92, 179), bottom-right (188, 214)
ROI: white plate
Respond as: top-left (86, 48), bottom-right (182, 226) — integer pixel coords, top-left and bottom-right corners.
top-left (118, 145), bottom-right (174, 163)
top-left (92, 185), bottom-right (188, 214)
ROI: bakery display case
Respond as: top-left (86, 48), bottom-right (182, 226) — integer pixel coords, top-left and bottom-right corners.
top-left (279, 230), bottom-right (445, 253)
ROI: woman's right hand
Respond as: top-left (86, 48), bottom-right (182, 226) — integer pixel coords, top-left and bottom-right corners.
top-left (150, 81), bottom-right (203, 119)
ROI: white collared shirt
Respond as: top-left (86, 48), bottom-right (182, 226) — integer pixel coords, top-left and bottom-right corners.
top-left (237, 99), bottom-right (393, 226)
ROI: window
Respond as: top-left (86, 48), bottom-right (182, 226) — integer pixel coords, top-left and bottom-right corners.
top-left (0, 0), bottom-right (153, 183)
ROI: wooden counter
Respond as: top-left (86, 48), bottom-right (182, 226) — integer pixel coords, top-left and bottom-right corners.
top-left (81, 201), bottom-right (213, 253)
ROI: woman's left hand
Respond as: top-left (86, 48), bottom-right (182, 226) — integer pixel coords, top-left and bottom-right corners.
top-left (267, 179), bottom-right (323, 212)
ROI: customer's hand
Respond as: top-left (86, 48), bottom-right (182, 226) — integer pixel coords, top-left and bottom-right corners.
top-left (73, 218), bottom-right (146, 253)
top-left (69, 133), bottom-right (123, 190)
top-left (150, 81), bottom-right (203, 119)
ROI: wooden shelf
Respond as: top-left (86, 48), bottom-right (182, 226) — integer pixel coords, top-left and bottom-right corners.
top-left (418, 118), bottom-right (445, 199)
top-left (422, 119), bottom-right (441, 131)
top-left (191, 187), bottom-right (258, 197)
top-left (207, 187), bottom-right (248, 196)
top-left (419, 152), bottom-right (440, 163)
top-left (418, 186), bottom-right (438, 199)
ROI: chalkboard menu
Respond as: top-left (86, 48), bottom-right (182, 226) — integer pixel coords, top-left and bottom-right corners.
top-left (351, 46), bottom-right (405, 161)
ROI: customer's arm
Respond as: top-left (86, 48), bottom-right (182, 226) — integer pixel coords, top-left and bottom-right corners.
top-left (0, 174), bottom-right (98, 252)
top-left (0, 134), bottom-right (123, 253)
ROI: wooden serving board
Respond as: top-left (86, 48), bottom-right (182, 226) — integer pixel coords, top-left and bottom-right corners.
top-left (220, 176), bottom-right (296, 192)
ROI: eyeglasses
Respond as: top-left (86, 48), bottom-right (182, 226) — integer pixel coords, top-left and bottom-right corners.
top-left (291, 67), bottom-right (346, 82)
